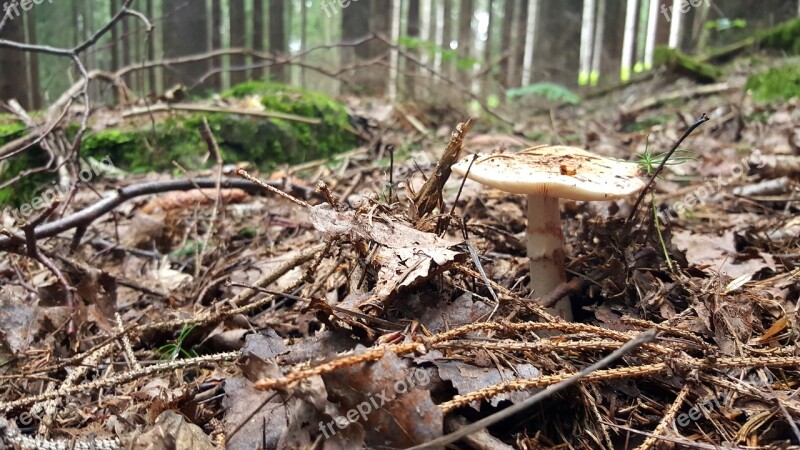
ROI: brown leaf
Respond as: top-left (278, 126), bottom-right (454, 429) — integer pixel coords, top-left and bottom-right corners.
top-left (124, 410), bottom-right (215, 450)
top-left (321, 349), bottom-right (442, 447)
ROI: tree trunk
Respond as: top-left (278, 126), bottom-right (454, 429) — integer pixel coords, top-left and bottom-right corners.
top-left (388, 0), bottom-right (401, 103)
top-left (162, 0), bottom-right (210, 89)
top-left (0, 15), bottom-right (29, 108)
top-left (209, 0), bottom-right (223, 91)
top-left (499, 0), bottom-right (514, 89)
top-left (269, 0), bottom-right (287, 82)
top-left (367, 0), bottom-right (391, 95)
top-left (341, 0), bottom-right (371, 94)
top-left (110, 0), bottom-right (120, 72)
top-left (25, 8), bottom-right (41, 109)
top-left (229, 0), bottom-right (247, 85)
top-left (146, 0), bottom-right (156, 94)
top-left (482, 0), bottom-right (494, 96)
top-left (406, 0), bottom-right (421, 98)
top-left (509, 0), bottom-right (528, 87)
top-left (300, 0), bottom-right (307, 86)
top-left (521, 0), bottom-right (540, 86)
top-left (441, 0), bottom-right (454, 79)
top-left (252, 0), bottom-right (265, 80)
top-left (457, 0), bottom-right (475, 84)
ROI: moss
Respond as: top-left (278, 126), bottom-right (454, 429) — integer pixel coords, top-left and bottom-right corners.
top-left (758, 19), bottom-right (800, 54)
top-left (223, 81), bottom-right (357, 161)
top-left (745, 64), bottom-right (800, 102)
top-left (654, 47), bottom-right (722, 83)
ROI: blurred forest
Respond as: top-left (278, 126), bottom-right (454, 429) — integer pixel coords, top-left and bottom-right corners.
top-left (0, 1), bottom-right (799, 449)
top-left (1, 0), bottom-right (797, 110)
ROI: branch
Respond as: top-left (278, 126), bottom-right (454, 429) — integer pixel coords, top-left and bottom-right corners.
top-left (0, 178), bottom-right (314, 250)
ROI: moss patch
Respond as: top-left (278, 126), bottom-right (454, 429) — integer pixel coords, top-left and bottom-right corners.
top-left (745, 64), bottom-right (800, 102)
top-left (654, 47), bottom-right (722, 83)
top-left (758, 19), bottom-right (800, 55)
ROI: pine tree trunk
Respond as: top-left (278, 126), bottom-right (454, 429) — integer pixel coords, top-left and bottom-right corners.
top-left (162, 0), bottom-right (210, 89)
top-left (25, 9), bottom-right (41, 109)
top-left (406, 0), bottom-right (421, 98)
top-left (457, 0), bottom-right (475, 85)
top-left (341, 0), bottom-right (371, 94)
top-left (500, 0), bottom-right (514, 90)
top-left (229, 0), bottom-right (247, 85)
top-left (0, 15), bottom-right (29, 109)
top-left (269, 0), bottom-right (287, 82)
top-left (209, 0), bottom-right (223, 90)
top-left (253, 0), bottom-right (265, 80)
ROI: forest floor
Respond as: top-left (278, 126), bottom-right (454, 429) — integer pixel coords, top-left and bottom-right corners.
top-left (0, 54), bottom-right (798, 450)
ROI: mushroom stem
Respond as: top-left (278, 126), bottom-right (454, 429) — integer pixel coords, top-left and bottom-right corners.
top-left (526, 195), bottom-right (573, 320)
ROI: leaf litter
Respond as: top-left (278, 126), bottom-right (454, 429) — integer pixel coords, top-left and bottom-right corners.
top-left (1, 59), bottom-right (799, 449)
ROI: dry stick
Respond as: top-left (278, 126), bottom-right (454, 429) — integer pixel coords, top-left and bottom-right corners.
top-left (236, 168), bottom-right (312, 209)
top-left (0, 177), bottom-right (304, 250)
top-left (626, 113), bottom-right (710, 225)
top-left (196, 117), bottom-right (224, 280)
top-left (0, 352), bottom-right (238, 413)
top-left (227, 284), bottom-right (405, 331)
top-left (634, 384), bottom-right (691, 450)
top-left (602, 421), bottom-right (740, 450)
top-left (406, 329), bottom-right (658, 449)
top-left (122, 103), bottom-right (321, 124)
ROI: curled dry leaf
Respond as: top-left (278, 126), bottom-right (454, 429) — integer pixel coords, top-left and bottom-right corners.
top-left (309, 203), bottom-right (464, 310)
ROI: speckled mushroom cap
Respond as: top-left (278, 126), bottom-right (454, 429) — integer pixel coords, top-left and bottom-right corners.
top-left (451, 145), bottom-right (646, 201)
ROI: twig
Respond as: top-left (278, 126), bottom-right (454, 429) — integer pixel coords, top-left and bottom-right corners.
top-left (406, 329), bottom-right (658, 449)
top-left (626, 114), bottom-right (710, 224)
top-left (0, 177), bottom-right (307, 250)
top-left (236, 169), bottom-right (311, 208)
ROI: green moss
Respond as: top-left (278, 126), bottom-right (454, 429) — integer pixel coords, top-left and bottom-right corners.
top-left (654, 47), bottom-right (722, 83)
top-left (758, 19), bottom-right (800, 54)
top-left (223, 81), bottom-right (357, 161)
top-left (745, 64), bottom-right (800, 102)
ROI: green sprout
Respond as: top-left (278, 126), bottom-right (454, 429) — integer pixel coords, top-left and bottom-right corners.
top-left (157, 325), bottom-right (198, 361)
top-left (637, 145), bottom-right (697, 175)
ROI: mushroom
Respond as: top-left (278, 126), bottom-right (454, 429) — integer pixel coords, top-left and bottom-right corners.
top-left (452, 145), bottom-right (646, 320)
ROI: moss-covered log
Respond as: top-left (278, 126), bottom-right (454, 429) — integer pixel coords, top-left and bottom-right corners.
top-left (0, 83), bottom-right (358, 207)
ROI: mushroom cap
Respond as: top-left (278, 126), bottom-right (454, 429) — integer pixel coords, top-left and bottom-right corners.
top-left (451, 145), bottom-right (646, 201)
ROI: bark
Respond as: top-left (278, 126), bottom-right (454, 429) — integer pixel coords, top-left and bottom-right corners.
top-left (146, 0), bottom-right (156, 93)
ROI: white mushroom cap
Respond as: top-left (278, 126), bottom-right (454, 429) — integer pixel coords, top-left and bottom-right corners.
top-left (452, 145), bottom-right (646, 201)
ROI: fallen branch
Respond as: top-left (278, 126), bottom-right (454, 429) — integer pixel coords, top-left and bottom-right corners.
top-left (0, 178), bottom-right (312, 250)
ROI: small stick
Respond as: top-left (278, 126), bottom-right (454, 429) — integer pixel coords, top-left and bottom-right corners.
top-left (406, 329), bottom-right (658, 449)
top-left (626, 114), bottom-right (709, 225)
top-left (237, 168), bottom-right (311, 208)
